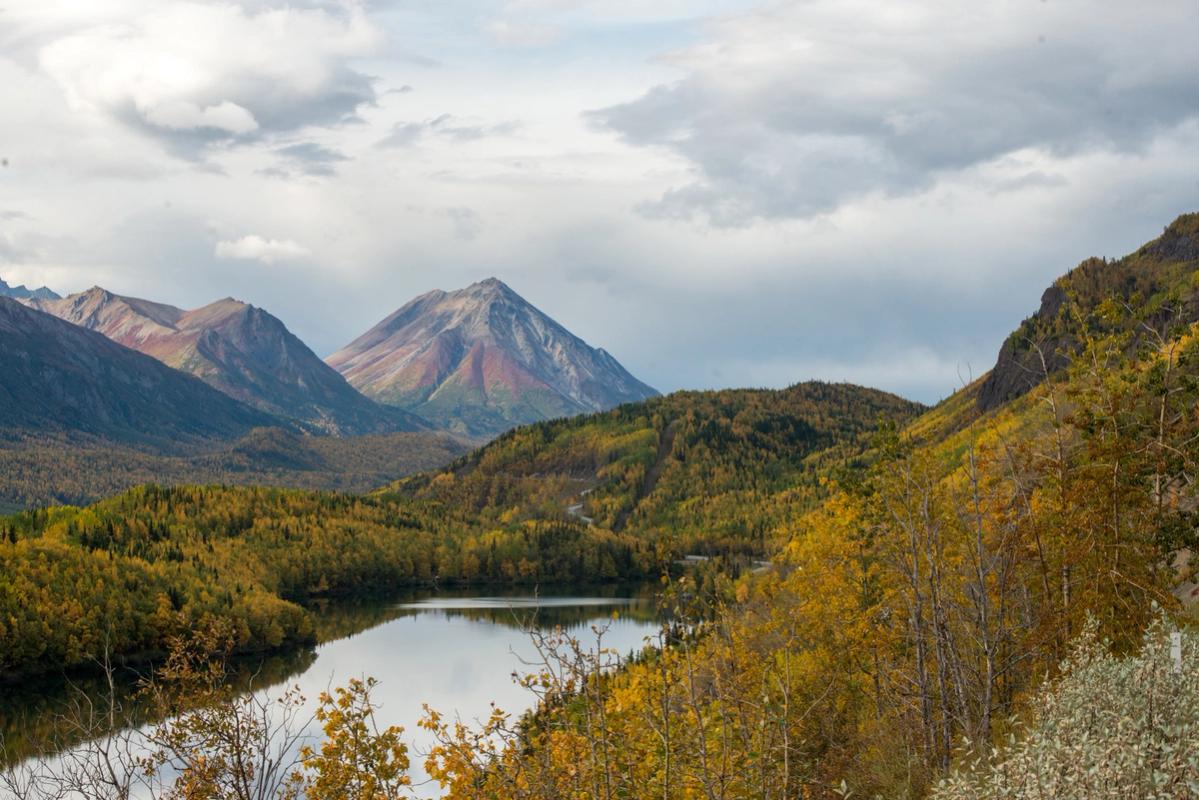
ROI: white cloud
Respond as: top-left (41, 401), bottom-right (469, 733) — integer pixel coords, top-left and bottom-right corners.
top-left (215, 235), bottom-right (309, 264)
top-left (20, 0), bottom-right (382, 154)
top-left (144, 100), bottom-right (259, 134)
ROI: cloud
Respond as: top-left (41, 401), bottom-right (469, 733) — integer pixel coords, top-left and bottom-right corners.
top-left (261, 142), bottom-right (350, 178)
top-left (143, 99), bottom-right (259, 135)
top-left (16, 0), bottom-right (382, 158)
top-left (377, 114), bottom-right (521, 148)
top-left (590, 0), bottom-right (1199, 225)
top-left (0, 233), bottom-right (25, 263)
top-left (215, 234), bottom-right (309, 264)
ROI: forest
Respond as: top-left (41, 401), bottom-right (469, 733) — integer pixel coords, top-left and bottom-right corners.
top-left (4, 218), bottom-right (1199, 797)
top-left (410, 220), bottom-right (1199, 798)
top-left (0, 381), bottom-right (914, 682)
top-left (0, 428), bottom-right (472, 511)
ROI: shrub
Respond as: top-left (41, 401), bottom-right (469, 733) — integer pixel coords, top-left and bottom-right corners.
top-left (934, 615), bottom-right (1199, 800)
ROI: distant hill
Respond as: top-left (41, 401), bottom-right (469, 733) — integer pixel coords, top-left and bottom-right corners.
top-left (0, 428), bottom-right (472, 510)
top-left (978, 213), bottom-right (1199, 411)
top-left (0, 296), bottom-right (273, 444)
top-left (0, 276), bottom-right (59, 300)
top-left (390, 381), bottom-right (924, 555)
top-left (24, 287), bottom-right (424, 435)
top-left (327, 278), bottom-right (658, 437)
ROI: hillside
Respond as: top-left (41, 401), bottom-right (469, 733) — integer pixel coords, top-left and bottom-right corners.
top-left (979, 212), bottom-right (1199, 410)
top-left (393, 381), bottom-right (925, 555)
top-left (414, 213), bottom-right (1199, 800)
top-left (0, 378), bottom-right (919, 681)
top-left (24, 287), bottom-right (423, 435)
top-left (328, 278), bottom-right (658, 437)
top-left (0, 297), bottom-right (274, 444)
top-left (0, 428), bottom-right (472, 510)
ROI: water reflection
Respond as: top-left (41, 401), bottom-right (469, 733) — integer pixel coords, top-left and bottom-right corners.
top-left (1, 584), bottom-right (662, 797)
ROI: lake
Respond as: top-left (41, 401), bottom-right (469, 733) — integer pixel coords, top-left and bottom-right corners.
top-left (0, 584), bottom-right (664, 798)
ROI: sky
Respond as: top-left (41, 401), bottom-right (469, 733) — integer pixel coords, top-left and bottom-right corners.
top-left (1, 0), bottom-right (1197, 404)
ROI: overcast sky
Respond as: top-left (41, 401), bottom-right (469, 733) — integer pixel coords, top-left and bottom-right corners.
top-left (1, 0), bottom-right (1197, 403)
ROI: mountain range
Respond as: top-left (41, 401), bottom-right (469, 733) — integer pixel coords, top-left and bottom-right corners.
top-left (327, 278), bottom-right (659, 436)
top-left (0, 277), bottom-right (59, 301)
top-left (22, 288), bottom-right (423, 436)
top-left (0, 296), bottom-right (273, 444)
top-left (0, 275), bottom-right (657, 507)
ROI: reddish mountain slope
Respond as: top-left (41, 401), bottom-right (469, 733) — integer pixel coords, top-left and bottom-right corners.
top-left (327, 278), bottom-right (658, 436)
top-left (25, 288), bottom-right (424, 435)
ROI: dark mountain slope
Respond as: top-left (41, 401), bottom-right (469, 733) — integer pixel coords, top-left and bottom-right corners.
top-left (24, 288), bottom-right (423, 435)
top-left (0, 297), bottom-right (273, 444)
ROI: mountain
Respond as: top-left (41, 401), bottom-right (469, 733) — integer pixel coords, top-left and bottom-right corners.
top-left (327, 278), bottom-right (659, 436)
top-left (978, 212), bottom-right (1199, 411)
top-left (24, 287), bottom-right (425, 435)
top-left (391, 381), bottom-right (924, 554)
top-left (0, 276), bottom-right (59, 300)
top-left (0, 297), bottom-right (273, 443)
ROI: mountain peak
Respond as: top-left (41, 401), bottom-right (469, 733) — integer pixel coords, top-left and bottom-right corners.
top-left (24, 287), bottom-right (423, 435)
top-left (0, 276), bottom-right (61, 301)
top-left (978, 211), bottom-right (1199, 411)
top-left (79, 285), bottom-right (113, 301)
top-left (328, 280), bottom-right (658, 437)
top-left (465, 277), bottom-right (520, 302)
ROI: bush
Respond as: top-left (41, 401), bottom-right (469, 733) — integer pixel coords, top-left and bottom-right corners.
top-left (934, 615), bottom-right (1199, 800)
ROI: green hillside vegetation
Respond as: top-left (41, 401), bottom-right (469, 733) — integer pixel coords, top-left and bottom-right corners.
top-left (396, 382), bottom-right (924, 556)
top-left (0, 485), bottom-right (655, 680)
top-left (0, 384), bottom-right (917, 682)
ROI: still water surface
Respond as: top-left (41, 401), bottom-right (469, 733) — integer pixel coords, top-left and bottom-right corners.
top-left (301, 586), bottom-right (662, 794)
top-left (2, 585), bottom-right (663, 798)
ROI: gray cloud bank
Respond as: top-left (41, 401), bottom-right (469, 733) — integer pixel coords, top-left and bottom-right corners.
top-left (592, 1), bottom-right (1199, 225)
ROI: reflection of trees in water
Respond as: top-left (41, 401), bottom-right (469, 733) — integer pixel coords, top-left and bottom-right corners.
top-left (0, 648), bottom-right (317, 768)
top-left (1, 584), bottom-right (659, 769)
top-left (394, 601), bottom-right (660, 630)
top-left (309, 583), bottom-right (661, 641)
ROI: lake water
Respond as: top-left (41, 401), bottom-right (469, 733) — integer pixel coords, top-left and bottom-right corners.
top-left (1, 584), bottom-right (664, 798)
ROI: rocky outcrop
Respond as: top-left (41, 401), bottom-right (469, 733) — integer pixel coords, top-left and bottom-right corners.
top-left (977, 213), bottom-right (1199, 412)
